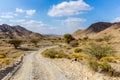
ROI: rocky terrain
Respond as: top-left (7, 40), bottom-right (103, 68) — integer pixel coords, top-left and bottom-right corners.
top-left (73, 22), bottom-right (120, 39)
top-left (0, 24), bottom-right (42, 39)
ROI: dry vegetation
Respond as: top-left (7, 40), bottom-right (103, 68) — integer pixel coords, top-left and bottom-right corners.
top-left (0, 49), bottom-right (24, 69)
top-left (41, 34), bottom-right (120, 78)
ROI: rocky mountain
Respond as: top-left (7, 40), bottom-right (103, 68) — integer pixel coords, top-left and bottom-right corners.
top-left (85, 22), bottom-right (112, 33)
top-left (73, 22), bottom-right (113, 38)
top-left (93, 22), bottom-right (120, 41)
top-left (0, 24), bottom-right (42, 39)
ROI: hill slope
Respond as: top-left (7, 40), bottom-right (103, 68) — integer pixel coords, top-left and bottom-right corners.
top-left (0, 24), bottom-right (42, 39)
top-left (94, 22), bottom-right (120, 41)
top-left (73, 22), bottom-right (113, 38)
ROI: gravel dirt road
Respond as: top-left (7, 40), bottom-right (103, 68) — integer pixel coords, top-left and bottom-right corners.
top-left (4, 47), bottom-right (68, 80)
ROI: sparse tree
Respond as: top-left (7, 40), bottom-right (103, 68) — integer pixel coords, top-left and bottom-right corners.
top-left (84, 43), bottom-right (116, 60)
top-left (8, 39), bottom-right (22, 49)
top-left (64, 34), bottom-right (75, 44)
top-left (31, 39), bottom-right (39, 46)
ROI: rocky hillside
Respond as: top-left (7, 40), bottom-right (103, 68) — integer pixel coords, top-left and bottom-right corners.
top-left (73, 22), bottom-right (113, 38)
top-left (94, 22), bottom-right (120, 41)
top-left (0, 24), bottom-right (42, 39)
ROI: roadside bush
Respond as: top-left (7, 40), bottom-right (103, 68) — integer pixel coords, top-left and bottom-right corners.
top-left (84, 43), bottom-right (116, 60)
top-left (89, 60), bottom-right (120, 77)
top-left (8, 53), bottom-right (24, 58)
top-left (100, 56), bottom-right (120, 63)
top-left (0, 58), bottom-right (12, 65)
top-left (56, 52), bottom-right (68, 58)
top-left (69, 53), bottom-right (89, 61)
top-left (42, 49), bottom-right (58, 58)
top-left (42, 49), bottom-right (67, 59)
top-left (74, 48), bottom-right (82, 53)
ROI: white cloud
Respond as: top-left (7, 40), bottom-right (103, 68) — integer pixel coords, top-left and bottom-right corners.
top-left (9, 19), bottom-right (26, 23)
top-left (111, 17), bottom-right (120, 22)
top-left (48, 0), bottom-right (91, 17)
top-left (0, 15), bottom-right (13, 18)
top-left (0, 12), bottom-right (17, 18)
top-left (16, 8), bottom-right (24, 13)
top-left (16, 8), bottom-right (36, 16)
top-left (57, 17), bottom-right (86, 34)
top-left (26, 10), bottom-right (36, 16)
top-left (61, 17), bottom-right (86, 27)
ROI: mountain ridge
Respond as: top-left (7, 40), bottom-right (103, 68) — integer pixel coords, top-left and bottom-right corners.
top-left (0, 24), bottom-right (42, 39)
top-left (73, 22), bottom-right (116, 38)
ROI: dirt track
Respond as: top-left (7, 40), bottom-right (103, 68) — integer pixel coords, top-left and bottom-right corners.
top-left (4, 48), bottom-right (68, 80)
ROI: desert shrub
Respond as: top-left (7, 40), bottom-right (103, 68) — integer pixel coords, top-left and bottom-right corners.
top-left (0, 55), bottom-right (5, 58)
top-left (8, 39), bottom-right (22, 49)
top-left (74, 48), bottom-right (82, 53)
top-left (42, 49), bottom-right (58, 58)
top-left (100, 56), bottom-right (120, 63)
top-left (96, 34), bottom-right (113, 42)
top-left (89, 60), bottom-right (120, 77)
top-left (69, 53), bottom-right (89, 61)
top-left (96, 38), bottom-right (104, 42)
top-left (84, 43), bottom-right (116, 60)
top-left (103, 34), bottom-right (113, 42)
top-left (8, 53), bottom-right (24, 58)
top-left (31, 39), bottom-right (39, 46)
top-left (56, 52), bottom-right (68, 58)
top-left (0, 58), bottom-right (12, 65)
top-left (64, 34), bottom-right (75, 44)
top-left (69, 40), bottom-right (78, 47)
top-left (42, 49), bottom-right (67, 59)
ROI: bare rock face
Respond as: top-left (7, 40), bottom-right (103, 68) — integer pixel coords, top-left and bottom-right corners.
top-left (0, 24), bottom-right (42, 39)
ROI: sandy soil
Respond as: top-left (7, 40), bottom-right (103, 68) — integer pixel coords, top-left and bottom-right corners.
top-left (50, 59), bottom-right (120, 80)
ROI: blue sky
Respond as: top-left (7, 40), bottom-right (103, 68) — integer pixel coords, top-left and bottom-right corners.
top-left (0, 0), bottom-right (120, 35)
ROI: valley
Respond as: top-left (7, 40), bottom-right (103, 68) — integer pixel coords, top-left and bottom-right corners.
top-left (0, 22), bottom-right (120, 80)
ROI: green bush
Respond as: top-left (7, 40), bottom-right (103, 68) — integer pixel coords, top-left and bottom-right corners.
top-left (74, 48), bottom-right (82, 53)
top-left (56, 52), bottom-right (68, 58)
top-left (64, 34), bottom-right (75, 44)
top-left (31, 39), bottom-right (39, 46)
top-left (100, 56), bottom-right (120, 63)
top-left (8, 39), bottom-right (22, 49)
top-left (68, 53), bottom-right (89, 61)
top-left (84, 43), bottom-right (116, 60)
top-left (42, 49), bottom-right (67, 59)
top-left (89, 60), bottom-right (120, 77)
top-left (42, 49), bottom-right (58, 58)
